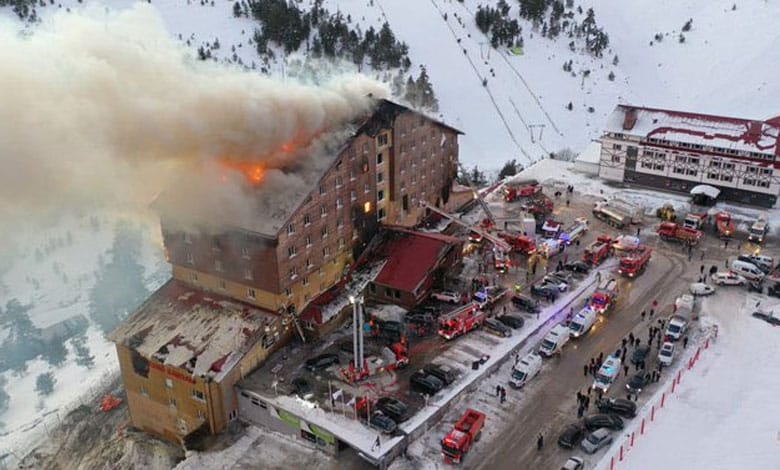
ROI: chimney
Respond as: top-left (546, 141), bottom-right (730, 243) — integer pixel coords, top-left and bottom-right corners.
top-left (623, 107), bottom-right (637, 131)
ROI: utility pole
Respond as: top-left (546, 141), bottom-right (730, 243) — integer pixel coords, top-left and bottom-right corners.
top-left (528, 124), bottom-right (546, 143)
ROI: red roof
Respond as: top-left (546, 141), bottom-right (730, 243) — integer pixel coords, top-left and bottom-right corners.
top-left (373, 229), bottom-right (460, 292)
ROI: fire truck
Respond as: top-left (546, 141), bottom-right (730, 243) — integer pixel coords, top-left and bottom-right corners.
top-left (438, 303), bottom-right (485, 340)
top-left (657, 222), bottom-right (702, 245)
top-left (583, 236), bottom-right (614, 266)
top-left (592, 202), bottom-right (629, 228)
top-left (493, 250), bottom-right (511, 273)
top-left (682, 212), bottom-right (707, 230)
top-left (341, 343), bottom-right (409, 383)
top-left (715, 211), bottom-right (735, 238)
top-left (503, 180), bottom-right (541, 202)
top-left (590, 278), bottom-right (619, 314)
top-left (617, 246), bottom-right (652, 277)
top-left (498, 232), bottom-right (536, 255)
top-left (542, 220), bottom-right (562, 239)
top-left (559, 217), bottom-right (589, 245)
top-left (441, 409), bottom-right (486, 464)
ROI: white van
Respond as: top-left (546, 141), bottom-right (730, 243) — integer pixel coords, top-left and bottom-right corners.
top-left (509, 352), bottom-right (542, 388)
top-left (730, 259), bottom-right (765, 281)
top-left (538, 324), bottom-right (570, 357)
top-left (569, 307), bottom-right (597, 338)
top-left (592, 356), bottom-right (621, 392)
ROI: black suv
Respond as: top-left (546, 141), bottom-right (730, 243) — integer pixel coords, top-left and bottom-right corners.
top-left (484, 318), bottom-right (513, 337)
top-left (305, 353), bottom-right (340, 372)
top-left (410, 371), bottom-right (444, 395)
top-left (376, 397), bottom-right (410, 423)
top-left (557, 423), bottom-right (586, 449)
top-left (626, 372), bottom-right (652, 394)
top-left (596, 398), bottom-right (637, 419)
top-left (531, 283), bottom-right (559, 299)
top-left (423, 363), bottom-right (458, 385)
top-left (511, 294), bottom-right (539, 313)
top-left (498, 314), bottom-right (525, 329)
top-left (369, 412), bottom-right (397, 434)
top-left (564, 261), bottom-right (591, 274)
top-left (630, 345), bottom-right (651, 365)
top-left (583, 413), bottom-right (624, 432)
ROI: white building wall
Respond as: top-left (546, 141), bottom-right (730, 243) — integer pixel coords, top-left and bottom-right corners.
top-left (598, 137), bottom-right (626, 182)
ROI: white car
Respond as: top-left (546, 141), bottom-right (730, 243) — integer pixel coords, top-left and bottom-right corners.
top-left (658, 341), bottom-right (675, 366)
top-left (711, 271), bottom-right (746, 286)
top-left (561, 456), bottom-right (585, 470)
top-left (543, 274), bottom-right (570, 292)
top-left (690, 282), bottom-right (715, 296)
top-left (432, 291), bottom-right (461, 303)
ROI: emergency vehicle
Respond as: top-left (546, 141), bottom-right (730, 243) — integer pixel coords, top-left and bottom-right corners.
top-left (590, 278), bottom-right (619, 314)
top-left (438, 303), bottom-right (485, 340)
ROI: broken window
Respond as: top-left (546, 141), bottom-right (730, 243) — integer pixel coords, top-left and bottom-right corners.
top-left (131, 350), bottom-right (150, 378)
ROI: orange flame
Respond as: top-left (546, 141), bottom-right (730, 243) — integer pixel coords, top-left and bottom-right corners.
top-left (219, 158), bottom-right (266, 185)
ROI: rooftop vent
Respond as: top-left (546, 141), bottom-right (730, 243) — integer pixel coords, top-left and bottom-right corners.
top-left (623, 108), bottom-right (637, 130)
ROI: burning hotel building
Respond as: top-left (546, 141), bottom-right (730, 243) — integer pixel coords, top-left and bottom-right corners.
top-left (109, 99), bottom-right (463, 444)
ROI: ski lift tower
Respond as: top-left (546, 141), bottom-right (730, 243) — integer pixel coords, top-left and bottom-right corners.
top-left (348, 295), bottom-right (365, 373)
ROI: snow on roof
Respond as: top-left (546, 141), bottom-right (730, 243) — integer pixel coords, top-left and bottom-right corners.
top-left (373, 229), bottom-right (461, 292)
top-left (605, 105), bottom-right (780, 158)
top-left (317, 261), bottom-right (386, 324)
top-left (576, 140), bottom-right (602, 164)
top-left (108, 280), bottom-right (279, 380)
top-left (690, 184), bottom-right (721, 199)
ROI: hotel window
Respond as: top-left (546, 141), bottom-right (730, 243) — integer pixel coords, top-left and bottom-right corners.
top-left (287, 223), bottom-right (295, 234)
top-left (289, 267), bottom-right (298, 279)
top-left (323, 246), bottom-right (331, 258)
top-left (288, 246), bottom-right (297, 258)
top-left (319, 184), bottom-right (326, 195)
top-left (218, 279), bottom-right (226, 290)
top-left (364, 183), bottom-right (370, 193)
top-left (241, 247), bottom-right (250, 259)
top-left (197, 409), bottom-right (206, 420)
top-left (302, 276), bottom-right (310, 286)
top-left (304, 214), bottom-right (311, 226)
top-left (321, 225), bottom-right (329, 238)
top-left (338, 237), bottom-right (345, 248)
top-left (378, 208), bottom-right (386, 220)
top-left (214, 259), bottom-right (223, 272)
top-left (611, 155), bottom-right (621, 163)
top-left (169, 398), bottom-right (177, 408)
top-left (285, 287), bottom-right (293, 297)
top-left (247, 288), bottom-right (256, 299)
top-left (320, 205), bottom-right (327, 217)
top-left (362, 143), bottom-right (369, 154)
top-left (165, 378), bottom-right (173, 389)
top-left (377, 133), bottom-right (389, 147)
top-left (189, 272), bottom-right (198, 283)
top-left (305, 235), bottom-right (312, 247)
top-left (377, 153), bottom-right (384, 165)
top-left (244, 268), bottom-right (253, 280)
top-left (377, 172), bottom-right (384, 183)
top-left (349, 169), bottom-right (356, 181)
top-left (306, 258), bottom-right (313, 269)
top-left (612, 144), bottom-right (622, 150)
top-left (192, 390), bottom-right (206, 402)
top-left (336, 176), bottom-right (343, 187)
top-left (377, 190), bottom-right (384, 201)
top-left (336, 198), bottom-right (343, 209)
top-left (351, 190), bottom-right (357, 201)
top-left (141, 386), bottom-right (149, 397)
top-left (185, 252), bottom-right (194, 264)
top-left (336, 218), bottom-right (344, 228)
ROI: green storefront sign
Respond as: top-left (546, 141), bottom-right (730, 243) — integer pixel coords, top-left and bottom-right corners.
top-left (276, 409), bottom-right (335, 446)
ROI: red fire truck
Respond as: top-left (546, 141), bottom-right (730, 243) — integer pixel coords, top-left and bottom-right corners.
top-left (715, 211), bottom-right (735, 238)
top-left (438, 303), bottom-right (485, 340)
top-left (503, 180), bottom-right (541, 202)
top-left (590, 278), bottom-right (619, 314)
top-left (617, 246), bottom-right (652, 278)
top-left (583, 236), bottom-right (614, 266)
top-left (498, 232), bottom-right (536, 255)
top-left (657, 222), bottom-right (702, 245)
top-left (441, 409), bottom-right (486, 464)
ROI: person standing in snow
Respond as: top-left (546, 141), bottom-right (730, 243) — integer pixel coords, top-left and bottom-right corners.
top-left (537, 433), bottom-right (544, 450)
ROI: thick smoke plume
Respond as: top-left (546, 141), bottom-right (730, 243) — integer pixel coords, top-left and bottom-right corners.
top-left (0, 4), bottom-right (388, 232)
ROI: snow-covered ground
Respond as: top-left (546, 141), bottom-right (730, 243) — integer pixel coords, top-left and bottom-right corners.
top-left (608, 290), bottom-right (780, 470)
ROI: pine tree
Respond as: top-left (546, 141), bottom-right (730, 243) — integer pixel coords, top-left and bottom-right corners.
top-left (498, 159), bottom-right (518, 179)
top-left (608, 71), bottom-right (615, 81)
top-left (233, 1), bottom-right (241, 17)
top-left (35, 372), bottom-right (55, 396)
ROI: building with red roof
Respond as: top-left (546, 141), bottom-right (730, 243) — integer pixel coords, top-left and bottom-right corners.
top-left (367, 228), bottom-right (462, 308)
top-left (599, 104), bottom-right (780, 207)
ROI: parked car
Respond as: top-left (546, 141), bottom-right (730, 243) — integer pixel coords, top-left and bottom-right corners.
top-left (543, 274), bottom-right (570, 292)
top-left (375, 397), bottom-right (410, 423)
top-left (305, 353), bottom-right (340, 372)
top-left (768, 283), bottom-right (780, 299)
top-left (737, 254), bottom-right (774, 273)
top-left (407, 311), bottom-right (436, 324)
top-left (511, 294), bottom-right (540, 313)
top-left (711, 271), bottom-right (746, 286)
top-left (561, 456), bottom-right (585, 470)
top-left (626, 372), bottom-right (652, 394)
top-left (291, 377), bottom-right (313, 399)
top-left (369, 412), bottom-right (397, 434)
top-left (498, 314), bottom-right (525, 329)
top-left (630, 345), bottom-right (651, 366)
top-left (751, 311), bottom-right (780, 326)
top-left (658, 341), bottom-right (676, 366)
top-left (690, 282), bottom-right (715, 296)
top-left (410, 371), bottom-right (444, 395)
top-left (580, 428), bottom-right (614, 454)
top-left (583, 413), bottom-right (624, 432)
top-left (432, 290), bottom-right (461, 303)
top-left (423, 363), bottom-right (458, 385)
top-left (378, 320), bottom-right (405, 341)
top-left (563, 261), bottom-right (591, 274)
top-left (595, 397), bottom-right (637, 418)
top-left (484, 318), bottom-right (513, 337)
top-left (548, 270), bottom-right (574, 284)
top-left (557, 423), bottom-right (586, 449)
top-left (531, 283), bottom-right (559, 299)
